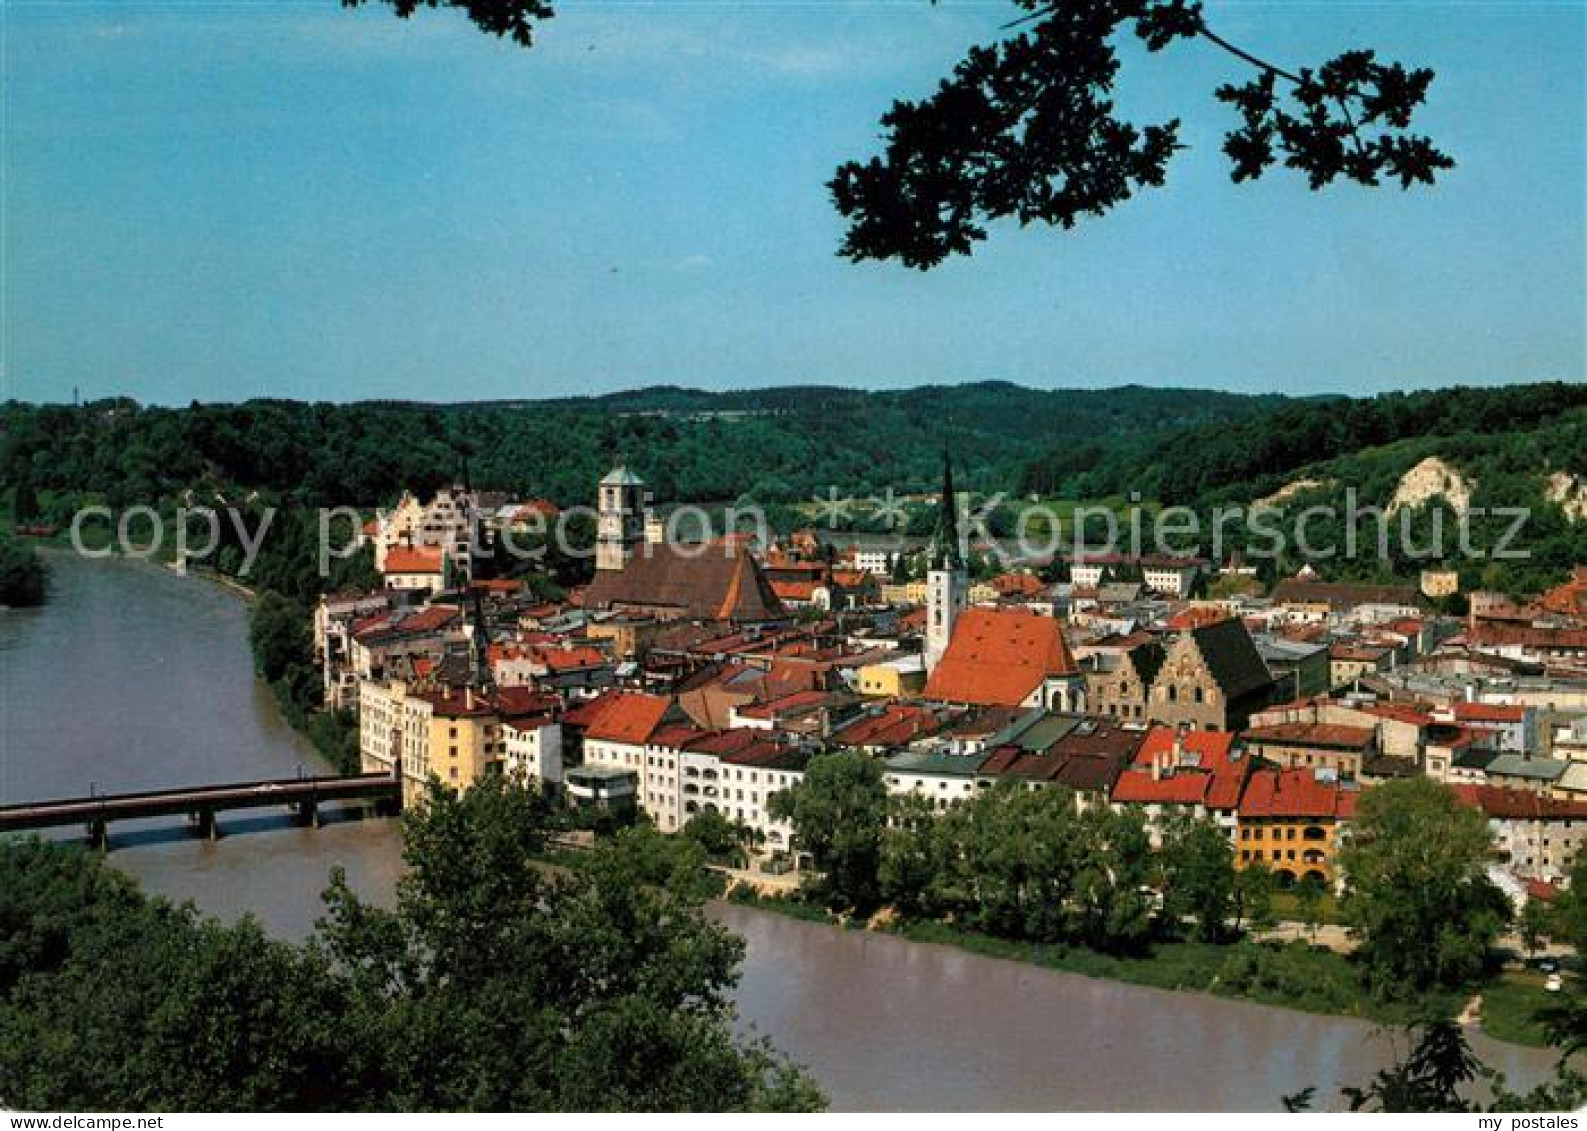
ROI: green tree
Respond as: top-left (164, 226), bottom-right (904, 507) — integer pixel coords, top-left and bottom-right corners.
top-left (0, 840), bottom-right (357, 1110)
top-left (1294, 874), bottom-right (1327, 943)
top-left (1069, 805), bottom-right (1155, 952)
top-left (10, 464), bottom-right (40, 523)
top-left (0, 778), bottom-right (824, 1111)
top-left (769, 751), bottom-right (888, 912)
top-left (1518, 897), bottom-right (1552, 960)
top-left (0, 535), bottom-right (47, 607)
top-left (1157, 812), bottom-right (1237, 943)
top-left (320, 777), bottom-right (823, 1110)
top-left (1291, 1019), bottom-right (1587, 1113)
top-left (878, 792), bottom-right (944, 920)
top-left (684, 808), bottom-right (755, 865)
top-left (1550, 847), bottom-right (1587, 955)
top-left (248, 590), bottom-right (312, 684)
top-left (1338, 778), bottom-right (1509, 992)
top-left (1233, 863), bottom-right (1276, 935)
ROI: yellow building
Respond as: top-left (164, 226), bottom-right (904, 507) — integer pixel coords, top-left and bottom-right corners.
top-left (880, 580), bottom-right (929, 605)
top-left (359, 678), bottom-right (556, 804)
top-left (857, 656), bottom-right (928, 698)
top-left (1235, 768), bottom-right (1357, 888)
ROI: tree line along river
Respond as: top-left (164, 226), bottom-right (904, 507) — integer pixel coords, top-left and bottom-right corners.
top-left (0, 551), bottom-right (1559, 1111)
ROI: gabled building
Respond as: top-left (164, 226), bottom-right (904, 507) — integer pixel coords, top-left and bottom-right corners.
top-left (1085, 635), bottom-right (1165, 725)
top-left (977, 711), bottom-right (1143, 806)
top-left (923, 607), bottom-right (1087, 711)
top-left (583, 537), bottom-right (786, 623)
top-left (1241, 721), bottom-right (1377, 780)
top-left (1451, 784), bottom-right (1587, 882)
top-left (1111, 725), bottom-right (1252, 844)
top-left (1148, 616), bottom-right (1276, 732)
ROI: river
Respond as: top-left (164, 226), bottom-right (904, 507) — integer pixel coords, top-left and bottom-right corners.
top-left (0, 551), bottom-right (1561, 1110)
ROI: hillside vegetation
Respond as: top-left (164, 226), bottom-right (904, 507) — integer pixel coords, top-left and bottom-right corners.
top-left (0, 384), bottom-right (1282, 512)
top-left (3, 381), bottom-right (1584, 592)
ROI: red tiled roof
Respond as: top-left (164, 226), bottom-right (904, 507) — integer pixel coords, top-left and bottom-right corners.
top-left (493, 686), bottom-right (562, 718)
top-left (384, 546), bottom-right (444, 574)
top-left (584, 538), bottom-right (785, 621)
top-left (1359, 702), bottom-right (1436, 728)
top-left (736, 689), bottom-right (835, 719)
top-left (831, 703), bottom-right (948, 750)
top-left (1451, 702), bottom-right (1527, 724)
top-left (1449, 784), bottom-right (1587, 821)
top-left (1166, 606), bottom-right (1231, 631)
top-left (1330, 644), bottom-right (1389, 661)
top-left (1242, 722), bottom-right (1376, 751)
top-left (770, 579), bottom-right (821, 602)
top-left (534, 645), bottom-right (608, 671)
top-left (1469, 623), bottom-right (1587, 651)
top-left (1112, 726), bottom-right (1247, 808)
top-left (1239, 768), bottom-right (1358, 819)
top-left (470, 578), bottom-right (524, 594)
top-left (1526, 879), bottom-right (1562, 903)
top-left (981, 722), bottom-right (1142, 792)
top-left (992, 573), bottom-right (1045, 598)
top-left (649, 723), bottom-right (709, 749)
top-left (923, 608), bottom-right (1078, 708)
top-left (566, 691), bottom-right (673, 745)
top-left (512, 500), bottom-right (560, 523)
top-left (351, 604), bottom-right (460, 644)
top-left (503, 712), bottom-right (558, 733)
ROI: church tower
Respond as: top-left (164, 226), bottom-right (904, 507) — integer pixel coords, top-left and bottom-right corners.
top-left (924, 450), bottom-right (969, 674)
top-left (596, 464), bottom-right (647, 572)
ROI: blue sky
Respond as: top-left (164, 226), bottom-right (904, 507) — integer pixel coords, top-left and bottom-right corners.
top-left (3, 0), bottom-right (1583, 405)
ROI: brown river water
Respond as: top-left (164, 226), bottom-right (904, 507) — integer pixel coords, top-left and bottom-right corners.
top-left (0, 551), bottom-right (1561, 1110)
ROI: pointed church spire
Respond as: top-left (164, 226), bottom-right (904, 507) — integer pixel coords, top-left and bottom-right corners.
top-left (469, 585), bottom-right (495, 693)
top-left (932, 447), bottom-right (964, 571)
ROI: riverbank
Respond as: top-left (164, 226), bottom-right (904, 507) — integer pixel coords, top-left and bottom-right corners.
top-left (169, 560), bottom-right (258, 601)
top-left (721, 886), bottom-right (1557, 1043)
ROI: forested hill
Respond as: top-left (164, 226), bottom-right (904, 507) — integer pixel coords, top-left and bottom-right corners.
top-left (1, 381), bottom-right (1579, 520)
top-left (1061, 382), bottom-right (1587, 506)
top-left (0, 382), bottom-right (1287, 511)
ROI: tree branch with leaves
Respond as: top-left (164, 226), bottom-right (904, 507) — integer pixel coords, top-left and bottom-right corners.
top-left (344, 0), bottom-right (1452, 270)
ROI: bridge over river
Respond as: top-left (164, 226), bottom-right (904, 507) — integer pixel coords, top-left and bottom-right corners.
top-left (0, 771), bottom-right (402, 848)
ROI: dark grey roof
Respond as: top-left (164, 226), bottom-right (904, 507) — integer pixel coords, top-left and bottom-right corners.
top-left (1188, 618), bottom-right (1274, 700)
top-left (584, 541), bottom-right (785, 622)
top-left (1127, 638), bottom-right (1167, 687)
top-left (1270, 580), bottom-right (1428, 610)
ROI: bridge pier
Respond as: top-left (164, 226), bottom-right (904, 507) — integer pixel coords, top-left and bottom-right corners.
top-left (293, 799), bottom-right (320, 828)
top-left (86, 817), bottom-right (109, 852)
top-left (191, 808), bottom-right (219, 841)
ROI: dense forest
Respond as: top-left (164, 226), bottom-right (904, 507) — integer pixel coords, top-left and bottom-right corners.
top-left (3, 380), bottom-right (1585, 595)
top-left (0, 383), bottom-right (1284, 512)
top-left (1069, 382), bottom-right (1587, 505)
